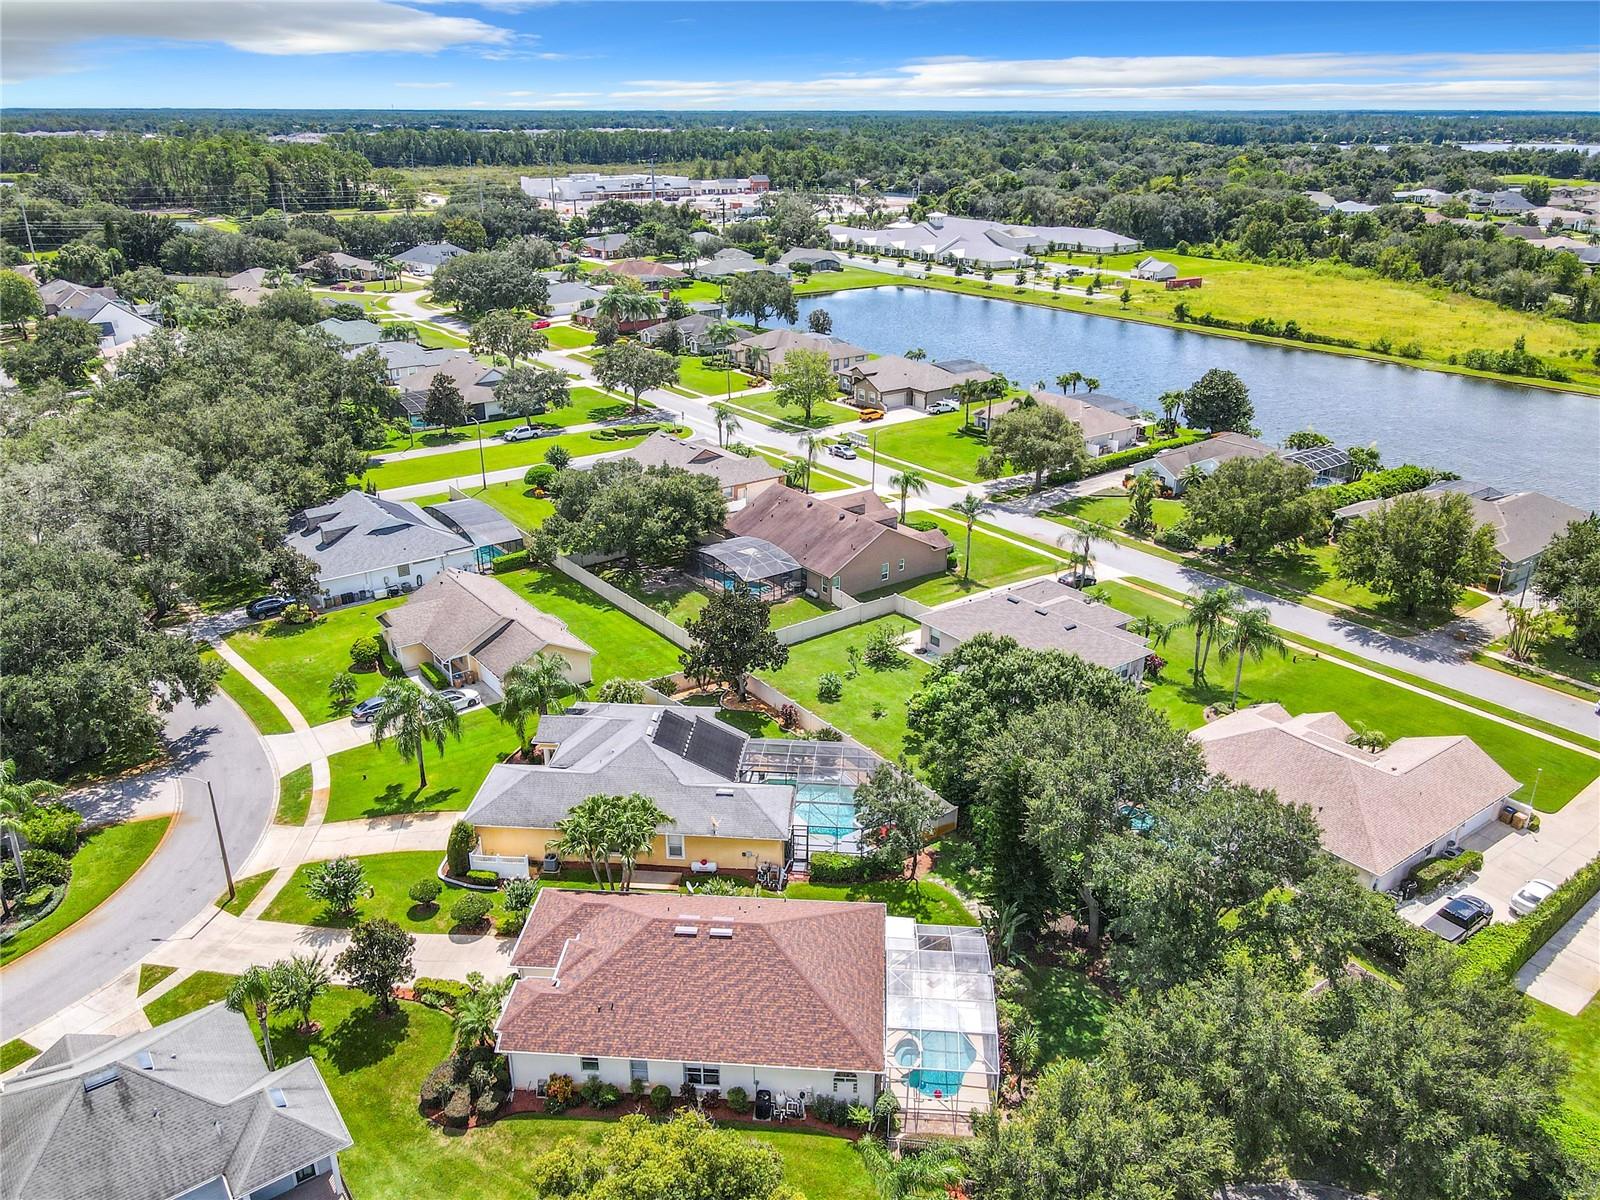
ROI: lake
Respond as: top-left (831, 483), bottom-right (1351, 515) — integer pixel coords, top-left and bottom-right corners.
top-left (790, 287), bottom-right (1600, 510)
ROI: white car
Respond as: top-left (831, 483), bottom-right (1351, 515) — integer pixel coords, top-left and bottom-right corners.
top-left (437, 687), bottom-right (482, 713)
top-left (1509, 879), bottom-right (1558, 918)
top-left (827, 443), bottom-right (858, 460)
top-left (502, 425), bottom-right (544, 442)
top-left (926, 400), bottom-right (958, 414)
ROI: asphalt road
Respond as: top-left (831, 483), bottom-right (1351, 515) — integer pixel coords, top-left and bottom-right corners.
top-left (0, 689), bottom-right (276, 1040)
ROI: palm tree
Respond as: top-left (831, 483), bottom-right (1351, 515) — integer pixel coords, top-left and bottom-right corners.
top-left (1183, 585), bottom-right (1243, 683)
top-left (226, 966), bottom-right (279, 1071)
top-left (950, 492), bottom-right (984, 581)
top-left (904, 347), bottom-right (927, 360)
top-left (1128, 614), bottom-right (1176, 650)
top-left (559, 261), bottom-right (585, 283)
top-left (453, 988), bottom-right (502, 1050)
top-left (613, 792), bottom-right (669, 892)
top-left (887, 468), bottom-right (928, 521)
top-left (1222, 604), bottom-right (1287, 708)
top-left (1056, 370), bottom-right (1083, 394)
top-left (499, 652), bottom-right (570, 752)
top-left (0, 760), bottom-right (63, 912)
top-left (373, 252), bottom-right (398, 291)
top-left (799, 432), bottom-right (827, 494)
top-left (552, 794), bottom-right (613, 888)
top-left (710, 402), bottom-right (742, 447)
top-left (265, 265), bottom-right (292, 289)
top-left (272, 952), bottom-right (331, 1033)
top-left (597, 288), bottom-right (659, 325)
top-left (1057, 519), bottom-right (1111, 580)
top-left (370, 680), bottom-right (462, 791)
top-left (1178, 464), bottom-right (1208, 493)
top-left (856, 1137), bottom-right (966, 1200)
top-left (954, 378), bottom-right (985, 429)
top-left (1157, 389), bottom-right (1184, 437)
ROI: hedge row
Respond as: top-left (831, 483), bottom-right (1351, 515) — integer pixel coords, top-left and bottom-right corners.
top-left (809, 848), bottom-right (901, 884)
top-left (1458, 855), bottom-right (1600, 981)
top-left (1043, 428), bottom-right (1208, 487)
top-left (490, 550), bottom-right (530, 575)
top-left (1318, 464), bottom-right (1450, 513)
top-left (1411, 849), bottom-right (1484, 894)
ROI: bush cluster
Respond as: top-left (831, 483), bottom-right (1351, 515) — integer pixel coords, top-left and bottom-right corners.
top-left (1410, 849), bottom-right (1484, 894)
top-left (348, 635), bottom-right (381, 671)
top-left (1044, 429), bottom-right (1208, 486)
top-left (579, 1075), bottom-right (621, 1109)
top-left (808, 848), bottom-right (899, 884)
top-left (13, 803), bottom-right (83, 857)
top-left (423, 1046), bottom-right (510, 1124)
top-left (412, 977), bottom-right (471, 1012)
top-left (1317, 464), bottom-right (1448, 513)
top-left (450, 891), bottom-right (493, 929)
top-left (808, 1094), bottom-right (873, 1129)
top-left (1, 848), bottom-right (72, 895)
top-left (1459, 856), bottom-right (1600, 982)
top-left (490, 549), bottom-right (530, 575)
top-left (726, 1086), bottom-right (751, 1114)
top-left (649, 1083), bottom-right (673, 1113)
top-left (544, 1073), bottom-right (575, 1114)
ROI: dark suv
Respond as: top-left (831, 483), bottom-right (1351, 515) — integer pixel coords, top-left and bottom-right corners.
top-left (245, 595), bottom-right (293, 621)
top-left (1422, 895), bottom-right (1493, 943)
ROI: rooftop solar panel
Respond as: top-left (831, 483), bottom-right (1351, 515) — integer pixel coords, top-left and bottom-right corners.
top-left (652, 708), bottom-right (695, 757)
top-left (684, 717), bottom-right (747, 780)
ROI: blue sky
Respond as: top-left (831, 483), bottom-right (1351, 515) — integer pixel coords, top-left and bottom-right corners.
top-left (5, 1), bottom-right (1598, 111)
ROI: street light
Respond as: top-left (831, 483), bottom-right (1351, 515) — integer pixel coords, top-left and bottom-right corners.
top-left (175, 774), bottom-right (236, 903)
top-left (471, 415), bottom-right (488, 493)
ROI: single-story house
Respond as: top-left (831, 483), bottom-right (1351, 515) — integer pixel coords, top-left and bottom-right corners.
top-left (394, 241), bottom-right (467, 276)
top-left (0, 1003), bottom-right (351, 1200)
top-left (920, 578), bottom-right (1149, 681)
top-left (581, 233), bottom-right (630, 259)
top-left (1394, 188), bottom-right (1453, 206)
top-left (316, 316), bottom-right (385, 348)
top-left (778, 247), bottom-right (843, 271)
top-left (299, 251), bottom-right (380, 281)
top-left (725, 486), bottom-right (951, 602)
top-left (343, 339), bottom-right (456, 384)
top-left (844, 356), bottom-right (962, 411)
top-left (1529, 235), bottom-right (1600, 265)
top-left (1149, 432), bottom-right (1277, 494)
top-left (224, 266), bottom-right (271, 291)
top-left (380, 568), bottom-right (593, 692)
top-left (1332, 481), bottom-right (1591, 593)
top-left (826, 213), bottom-right (1138, 263)
top-left (401, 355), bottom-right (506, 422)
top-left (629, 430), bottom-right (783, 506)
top-left (732, 329), bottom-right (869, 378)
top-left (1132, 256), bottom-right (1178, 281)
top-left (544, 280), bottom-right (607, 317)
top-left (1193, 704), bottom-right (1518, 892)
top-left (975, 389), bottom-right (1143, 455)
top-left (1529, 206), bottom-right (1595, 231)
top-left (696, 247), bottom-right (763, 278)
top-left (1076, 392), bottom-right (1142, 420)
top-left (637, 312), bottom-right (736, 354)
top-left (1486, 189), bottom-right (1536, 215)
top-left (1499, 224), bottom-right (1544, 242)
top-left (289, 490), bottom-right (520, 607)
top-left (36, 278), bottom-right (118, 316)
top-left (57, 297), bottom-right (161, 353)
top-left (606, 259), bottom-right (687, 289)
top-left (930, 358), bottom-right (994, 388)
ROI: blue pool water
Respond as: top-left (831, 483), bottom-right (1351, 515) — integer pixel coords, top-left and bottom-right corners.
top-left (791, 782), bottom-right (857, 840)
top-left (893, 1031), bottom-right (977, 1096)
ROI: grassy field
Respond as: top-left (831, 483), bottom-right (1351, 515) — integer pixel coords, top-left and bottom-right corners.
top-left (787, 878), bottom-right (976, 925)
top-left (499, 566), bottom-right (685, 683)
top-left (1053, 491), bottom-right (1187, 532)
top-left (0, 1039), bottom-right (38, 1073)
top-left (362, 427), bottom-right (668, 491)
top-left (138, 963), bottom-right (178, 994)
top-left (673, 355), bottom-right (759, 397)
top-left (1, 817), bottom-right (171, 966)
top-left (761, 616), bottom-right (928, 758)
top-left (410, 482), bottom-right (554, 532)
top-left (1531, 997), bottom-right (1600, 1129)
top-left (204, 652), bottom-right (293, 736)
top-left (1487, 620), bottom-right (1600, 692)
top-left (277, 765), bottom-right (314, 825)
top-left (219, 870), bottom-right (275, 916)
top-left (543, 323), bottom-right (594, 349)
top-left (597, 566), bottom-right (832, 632)
top-left (143, 971), bottom-right (236, 1027)
top-left (261, 850), bottom-right (511, 934)
top-left (724, 390), bottom-right (858, 429)
top-left (681, 692), bottom-right (785, 738)
top-left (1023, 963), bottom-right (1111, 1066)
top-left (793, 266), bottom-right (905, 296)
top-left (149, 984), bottom-right (875, 1200)
top-left (859, 511), bottom-right (1059, 607)
top-left (324, 707), bottom-right (519, 822)
top-left (1099, 579), bottom-right (1600, 811)
top-left (375, 388), bottom-right (629, 453)
top-left (225, 598), bottom-right (402, 724)
top-left (861, 410), bottom-right (989, 483)
top-left (759, 450), bottom-right (865, 492)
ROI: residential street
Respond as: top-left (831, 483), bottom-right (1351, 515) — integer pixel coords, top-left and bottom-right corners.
top-left (0, 690), bottom-right (277, 1039)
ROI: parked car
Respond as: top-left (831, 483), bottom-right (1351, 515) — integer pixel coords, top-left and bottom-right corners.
top-left (927, 399), bottom-right (958, 414)
top-left (1057, 570), bottom-right (1096, 589)
top-left (1422, 895), bottom-right (1493, 943)
top-left (827, 443), bottom-right (858, 460)
top-left (1509, 879), bottom-right (1558, 918)
top-left (245, 595), bottom-right (293, 621)
top-left (502, 425), bottom-right (545, 442)
top-left (350, 695), bottom-right (387, 725)
top-left (529, 319), bottom-right (551, 330)
top-left (438, 687), bottom-right (482, 713)
top-left (858, 408), bottom-right (885, 423)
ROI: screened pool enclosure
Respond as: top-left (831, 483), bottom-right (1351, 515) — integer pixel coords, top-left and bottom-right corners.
top-left (695, 536), bottom-right (806, 601)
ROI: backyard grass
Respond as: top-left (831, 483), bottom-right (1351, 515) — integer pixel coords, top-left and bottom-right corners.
top-left (323, 707), bottom-right (520, 822)
top-left (1053, 491), bottom-right (1186, 533)
top-left (761, 616), bottom-right (928, 758)
top-left (0, 1039), bottom-right (38, 1073)
top-left (427, 481), bottom-right (555, 532)
top-left (376, 388), bottom-right (624, 452)
top-left (1022, 963), bottom-right (1111, 1066)
top-left (205, 653), bottom-right (293, 736)
top-left (0, 816), bottom-right (171, 966)
top-left (261, 850), bottom-right (509, 934)
top-left (225, 597), bottom-right (404, 724)
top-left (138, 963), bottom-right (177, 994)
top-left (218, 870), bottom-right (275, 916)
top-left (786, 878), bottom-right (976, 926)
top-left (144, 971), bottom-right (237, 1027)
top-left (682, 693), bottom-right (785, 738)
top-left (793, 266), bottom-right (907, 295)
top-left (499, 566), bottom-right (686, 683)
top-left (723, 389), bottom-right (857, 429)
top-left (277, 765), bottom-right (314, 825)
top-left (361, 427), bottom-right (670, 491)
top-left (543, 323), bottom-right (595, 349)
top-left (1099, 580), bottom-right (1600, 811)
top-left (597, 565), bottom-right (709, 627)
top-left (1487, 621), bottom-right (1600, 693)
top-left (860, 510), bottom-right (1059, 606)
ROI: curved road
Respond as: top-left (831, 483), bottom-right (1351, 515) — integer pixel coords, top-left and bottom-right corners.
top-left (0, 690), bottom-right (276, 1040)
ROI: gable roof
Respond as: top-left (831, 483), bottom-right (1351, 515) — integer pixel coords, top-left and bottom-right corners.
top-left (924, 578), bottom-right (1148, 670)
top-left (299, 252), bottom-right (376, 271)
top-left (582, 233), bottom-right (629, 252)
top-left (496, 889), bottom-right (886, 1072)
top-left (315, 317), bottom-right (384, 347)
top-left (379, 568), bottom-right (591, 677)
top-left (0, 1005), bottom-right (350, 1200)
top-left (37, 279), bottom-right (117, 309)
top-left (627, 430), bottom-right (782, 489)
top-left (1153, 431), bottom-right (1275, 474)
top-left (846, 354), bottom-right (961, 396)
top-left (607, 259), bottom-right (686, 279)
top-left (1193, 705), bottom-right (1518, 878)
top-left (777, 247), bottom-right (842, 267)
top-left (983, 390), bottom-right (1141, 439)
top-left (343, 339), bottom-right (456, 372)
top-left (223, 267), bottom-right (269, 290)
top-left (725, 486), bottom-right (950, 577)
top-left (289, 490), bottom-right (472, 581)
top-left (733, 328), bottom-right (869, 363)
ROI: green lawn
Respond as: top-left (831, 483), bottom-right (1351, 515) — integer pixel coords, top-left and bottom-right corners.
top-left (499, 566), bottom-right (686, 683)
top-left (144, 971), bottom-right (237, 1026)
top-left (225, 598), bottom-right (403, 724)
top-left (761, 616), bottom-right (927, 758)
top-left (219, 870), bottom-right (276, 916)
top-left (1022, 963), bottom-right (1111, 1066)
top-left (859, 511), bottom-right (1058, 606)
top-left (0, 1038), bottom-right (38, 1073)
top-left (862, 411), bottom-right (989, 483)
top-left (793, 266), bottom-right (906, 296)
top-left (724, 389), bottom-right (858, 429)
top-left (419, 481), bottom-right (555, 533)
top-left (787, 878), bottom-right (976, 926)
top-left (543, 323), bottom-right (594, 349)
top-left (682, 693), bottom-right (785, 739)
top-left (1531, 997), bottom-right (1600, 1129)
top-left (596, 565), bottom-right (709, 628)
top-left (1488, 621), bottom-right (1600, 693)
top-left (362, 427), bottom-right (671, 491)
top-left (674, 355), bottom-right (759, 398)
top-left (1099, 580), bottom-right (1600, 811)
top-left (324, 707), bottom-right (520, 822)
top-left (375, 388), bottom-right (626, 453)
top-left (138, 963), bottom-right (177, 994)
top-left (762, 452), bottom-right (864, 493)
top-left (1054, 491), bottom-right (1186, 533)
top-left (261, 850), bottom-right (510, 934)
top-left (0, 817), bottom-right (171, 966)
top-left (277, 765), bottom-right (313, 826)
top-left (205, 653), bottom-right (293, 737)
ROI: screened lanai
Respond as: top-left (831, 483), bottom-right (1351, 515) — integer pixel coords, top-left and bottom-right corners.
top-left (694, 536), bottom-right (805, 601)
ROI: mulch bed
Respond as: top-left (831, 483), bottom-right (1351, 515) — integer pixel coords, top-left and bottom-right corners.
top-left (430, 1088), bottom-right (864, 1138)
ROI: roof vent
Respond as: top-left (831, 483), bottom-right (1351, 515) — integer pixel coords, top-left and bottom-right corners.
top-left (1034, 608), bottom-right (1051, 616)
top-left (673, 925), bottom-right (700, 937)
top-left (135, 1051), bottom-right (155, 1070)
top-left (269, 1088), bottom-right (288, 1109)
top-left (709, 927), bottom-right (734, 939)
top-left (1005, 595), bottom-right (1021, 605)
top-left (1060, 622), bottom-right (1077, 633)
top-left (83, 1067), bottom-right (120, 1093)
top-left (715, 788), bottom-right (735, 798)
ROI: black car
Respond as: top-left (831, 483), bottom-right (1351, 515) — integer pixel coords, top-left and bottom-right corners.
top-left (1422, 895), bottom-right (1493, 943)
top-left (245, 595), bottom-right (293, 621)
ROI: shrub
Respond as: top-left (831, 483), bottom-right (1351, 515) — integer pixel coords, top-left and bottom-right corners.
top-left (595, 1083), bottom-right (621, 1110)
top-left (862, 624), bottom-right (902, 669)
top-left (420, 661), bottom-right (449, 690)
top-left (349, 636), bottom-right (381, 671)
top-left (595, 677), bottom-right (645, 704)
top-left (413, 977), bottom-right (471, 1012)
top-left (491, 549), bottom-right (530, 575)
top-left (495, 910), bottom-right (527, 936)
top-left (630, 1077), bottom-right (647, 1100)
top-left (503, 876), bottom-right (537, 913)
top-left (650, 1083), bottom-right (672, 1113)
top-left (468, 1061), bottom-right (498, 1099)
top-left (873, 1089), bottom-right (900, 1132)
top-left (1460, 855), bottom-right (1600, 981)
top-left (280, 603), bottom-right (315, 625)
top-left (811, 726), bottom-right (843, 742)
top-left (450, 892), bottom-right (493, 929)
top-left (544, 1073), bottom-right (575, 1113)
top-left (14, 804), bottom-right (82, 857)
top-left (816, 672), bottom-right (844, 703)
top-left (545, 445), bottom-right (572, 470)
top-left (446, 820), bottom-right (474, 877)
top-left (420, 1062), bottom-right (455, 1109)
top-left (523, 463), bottom-right (556, 489)
top-left (692, 876), bottom-right (745, 896)
top-left (464, 869), bottom-right (500, 888)
top-left (408, 878), bottom-right (442, 907)
top-left (1410, 849), bottom-right (1484, 894)
top-left (1154, 523), bottom-right (1198, 551)
top-left (13, 848), bottom-right (72, 888)
top-left (809, 848), bottom-right (899, 884)
top-left (442, 1085), bottom-right (472, 1127)
top-left (846, 1104), bottom-right (873, 1130)
top-left (1046, 429), bottom-right (1208, 485)
top-left (905, 516), bottom-right (939, 532)
top-left (579, 1074), bottom-right (605, 1106)
top-left (726, 1086), bottom-right (750, 1114)
top-left (811, 1095), bottom-right (838, 1124)
top-left (679, 1079), bottom-right (698, 1102)
top-left (777, 703), bottom-right (799, 731)
top-left (475, 1090), bottom-right (503, 1120)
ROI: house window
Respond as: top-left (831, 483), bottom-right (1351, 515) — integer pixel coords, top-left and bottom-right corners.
top-left (929, 630), bottom-right (941, 648)
top-left (832, 575), bottom-right (841, 591)
top-left (295, 1165), bottom-right (318, 1184)
top-left (832, 1072), bottom-right (859, 1096)
top-left (631, 1060), bottom-right (649, 1083)
top-left (683, 1064), bottom-right (721, 1087)
top-left (881, 562), bottom-right (890, 581)
top-left (580, 1057), bottom-right (600, 1074)
top-left (665, 833), bottom-right (685, 859)
top-left (898, 558), bottom-right (906, 572)
top-left (398, 562), bottom-right (411, 577)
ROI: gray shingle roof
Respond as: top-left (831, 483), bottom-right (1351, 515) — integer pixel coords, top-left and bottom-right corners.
top-left (1332, 481), bottom-right (1590, 565)
top-left (627, 431), bottom-right (782, 489)
top-left (0, 1005), bottom-right (351, 1200)
top-left (379, 569), bottom-right (593, 674)
top-left (315, 317), bottom-right (384, 347)
top-left (923, 579), bottom-right (1147, 671)
top-left (289, 490), bottom-right (473, 581)
top-left (395, 241), bottom-right (467, 267)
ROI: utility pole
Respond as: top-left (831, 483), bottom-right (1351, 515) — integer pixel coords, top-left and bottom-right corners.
top-left (476, 416), bottom-right (488, 492)
top-left (206, 780), bottom-right (235, 903)
top-left (17, 198), bottom-right (37, 264)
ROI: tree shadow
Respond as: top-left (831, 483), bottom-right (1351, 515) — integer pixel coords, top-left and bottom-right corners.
top-left (361, 784), bottom-right (461, 819)
top-left (319, 1002), bottom-right (412, 1073)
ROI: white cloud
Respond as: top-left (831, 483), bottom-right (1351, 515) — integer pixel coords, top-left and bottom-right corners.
top-left (3, 0), bottom-right (514, 80)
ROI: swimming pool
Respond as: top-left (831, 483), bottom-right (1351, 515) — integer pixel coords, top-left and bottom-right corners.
top-left (892, 1030), bottom-right (977, 1096)
top-left (790, 782), bottom-right (857, 841)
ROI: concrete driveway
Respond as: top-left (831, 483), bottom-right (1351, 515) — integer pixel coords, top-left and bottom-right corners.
top-left (1517, 894), bottom-right (1600, 1015)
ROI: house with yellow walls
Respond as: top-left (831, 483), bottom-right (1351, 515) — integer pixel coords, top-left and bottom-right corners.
top-left (463, 705), bottom-right (795, 883)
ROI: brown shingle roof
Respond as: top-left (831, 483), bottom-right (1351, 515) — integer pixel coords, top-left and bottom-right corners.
top-left (497, 890), bottom-right (886, 1072)
top-left (379, 569), bottom-right (592, 676)
top-left (630, 430), bottom-right (783, 490)
top-left (608, 259), bottom-right (686, 279)
top-left (725, 487), bottom-right (950, 577)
